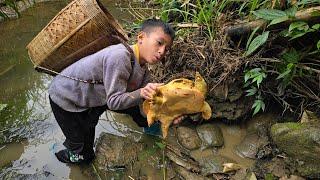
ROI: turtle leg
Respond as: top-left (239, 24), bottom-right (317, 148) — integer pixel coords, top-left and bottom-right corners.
top-left (147, 111), bottom-right (156, 127)
top-left (160, 117), bottom-right (171, 138)
top-left (201, 102), bottom-right (212, 120)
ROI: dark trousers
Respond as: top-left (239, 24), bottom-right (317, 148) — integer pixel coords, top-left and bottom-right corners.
top-left (49, 96), bottom-right (148, 157)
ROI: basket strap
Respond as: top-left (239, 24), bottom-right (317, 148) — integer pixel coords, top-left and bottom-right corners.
top-left (34, 36), bottom-right (135, 84)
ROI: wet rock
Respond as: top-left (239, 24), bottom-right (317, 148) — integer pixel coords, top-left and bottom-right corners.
top-left (235, 132), bottom-right (269, 159)
top-left (94, 132), bottom-right (144, 170)
top-left (166, 150), bottom-right (201, 173)
top-left (177, 126), bottom-right (201, 150)
top-left (235, 113), bottom-right (275, 159)
top-left (190, 149), bottom-right (236, 176)
top-left (196, 123), bottom-right (224, 149)
top-left (272, 122), bottom-right (320, 156)
top-left (271, 122), bottom-right (320, 178)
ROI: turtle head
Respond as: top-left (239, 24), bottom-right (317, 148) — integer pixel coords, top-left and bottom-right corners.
top-left (194, 72), bottom-right (207, 96)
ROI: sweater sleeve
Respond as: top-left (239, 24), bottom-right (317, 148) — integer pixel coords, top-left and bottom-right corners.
top-left (103, 49), bottom-right (142, 110)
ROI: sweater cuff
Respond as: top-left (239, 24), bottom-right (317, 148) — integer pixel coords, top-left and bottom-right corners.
top-left (128, 89), bottom-right (142, 105)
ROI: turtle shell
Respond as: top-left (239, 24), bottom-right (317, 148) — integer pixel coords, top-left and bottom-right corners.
top-left (143, 72), bottom-right (212, 138)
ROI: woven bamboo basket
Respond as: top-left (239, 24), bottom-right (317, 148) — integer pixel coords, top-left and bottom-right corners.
top-left (26, 0), bottom-right (128, 74)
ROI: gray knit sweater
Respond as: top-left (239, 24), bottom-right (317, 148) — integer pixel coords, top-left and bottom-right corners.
top-left (48, 43), bottom-right (150, 112)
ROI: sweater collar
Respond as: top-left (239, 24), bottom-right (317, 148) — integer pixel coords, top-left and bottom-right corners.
top-left (132, 44), bottom-right (140, 64)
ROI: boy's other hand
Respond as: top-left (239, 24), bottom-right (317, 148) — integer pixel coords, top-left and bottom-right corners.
top-left (140, 83), bottom-right (164, 100)
top-left (173, 115), bottom-right (188, 125)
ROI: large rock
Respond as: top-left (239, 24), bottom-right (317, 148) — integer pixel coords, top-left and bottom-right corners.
top-left (177, 126), bottom-right (202, 150)
top-left (235, 113), bottom-right (275, 159)
top-left (235, 132), bottom-right (269, 159)
top-left (271, 122), bottom-right (320, 178)
top-left (196, 123), bottom-right (224, 148)
top-left (94, 132), bottom-right (144, 170)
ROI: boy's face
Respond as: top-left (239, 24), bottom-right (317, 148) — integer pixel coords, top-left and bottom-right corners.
top-left (137, 27), bottom-right (173, 65)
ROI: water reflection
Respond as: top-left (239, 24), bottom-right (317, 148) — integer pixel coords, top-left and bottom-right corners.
top-left (0, 1), bottom-right (67, 144)
top-left (0, 0), bottom-right (138, 179)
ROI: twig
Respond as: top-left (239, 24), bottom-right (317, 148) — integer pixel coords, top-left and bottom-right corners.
top-left (292, 81), bottom-right (320, 102)
top-left (297, 64), bottom-right (320, 74)
top-left (129, 3), bottom-right (145, 20)
top-left (91, 163), bottom-right (102, 180)
top-left (176, 23), bottom-right (199, 28)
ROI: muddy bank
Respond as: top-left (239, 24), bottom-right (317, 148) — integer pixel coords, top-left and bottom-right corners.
top-left (93, 111), bottom-right (319, 179)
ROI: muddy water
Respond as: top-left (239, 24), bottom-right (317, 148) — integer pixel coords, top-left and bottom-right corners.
top-left (0, 0), bottom-right (135, 179)
top-left (218, 123), bottom-right (253, 167)
top-left (0, 0), bottom-right (254, 179)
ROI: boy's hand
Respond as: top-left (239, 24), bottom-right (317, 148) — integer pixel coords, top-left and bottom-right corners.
top-left (140, 83), bottom-right (164, 100)
top-left (173, 115), bottom-right (188, 125)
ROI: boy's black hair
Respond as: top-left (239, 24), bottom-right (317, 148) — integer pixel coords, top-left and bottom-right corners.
top-left (141, 18), bottom-right (175, 40)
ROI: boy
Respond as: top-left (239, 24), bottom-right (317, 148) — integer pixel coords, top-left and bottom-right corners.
top-left (49, 19), bottom-right (180, 164)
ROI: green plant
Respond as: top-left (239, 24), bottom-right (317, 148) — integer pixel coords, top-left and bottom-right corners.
top-left (158, 0), bottom-right (232, 41)
top-left (237, 0), bottom-right (270, 17)
top-left (244, 68), bottom-right (267, 115)
top-left (282, 21), bottom-right (320, 40)
top-left (193, 0), bottom-right (216, 40)
top-left (276, 49), bottom-right (300, 92)
top-left (245, 30), bottom-right (269, 56)
top-left (253, 6), bottom-right (297, 27)
top-left (155, 141), bottom-right (166, 180)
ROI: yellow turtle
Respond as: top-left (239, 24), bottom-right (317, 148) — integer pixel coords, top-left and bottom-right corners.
top-left (142, 72), bottom-right (212, 138)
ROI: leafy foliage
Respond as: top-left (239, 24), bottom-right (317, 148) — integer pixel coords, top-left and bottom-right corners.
top-left (253, 8), bottom-right (287, 20)
top-left (157, 0), bottom-right (232, 40)
top-left (244, 68), bottom-right (267, 115)
top-left (282, 21), bottom-right (320, 40)
top-left (245, 31), bottom-right (269, 56)
top-left (155, 141), bottom-right (166, 149)
top-left (237, 0), bottom-right (270, 17)
top-left (253, 6), bottom-right (298, 27)
top-left (153, 0), bottom-right (320, 115)
top-left (276, 49), bottom-right (300, 83)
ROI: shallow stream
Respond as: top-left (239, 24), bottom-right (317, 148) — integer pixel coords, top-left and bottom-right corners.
top-left (0, 1), bottom-right (254, 179)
